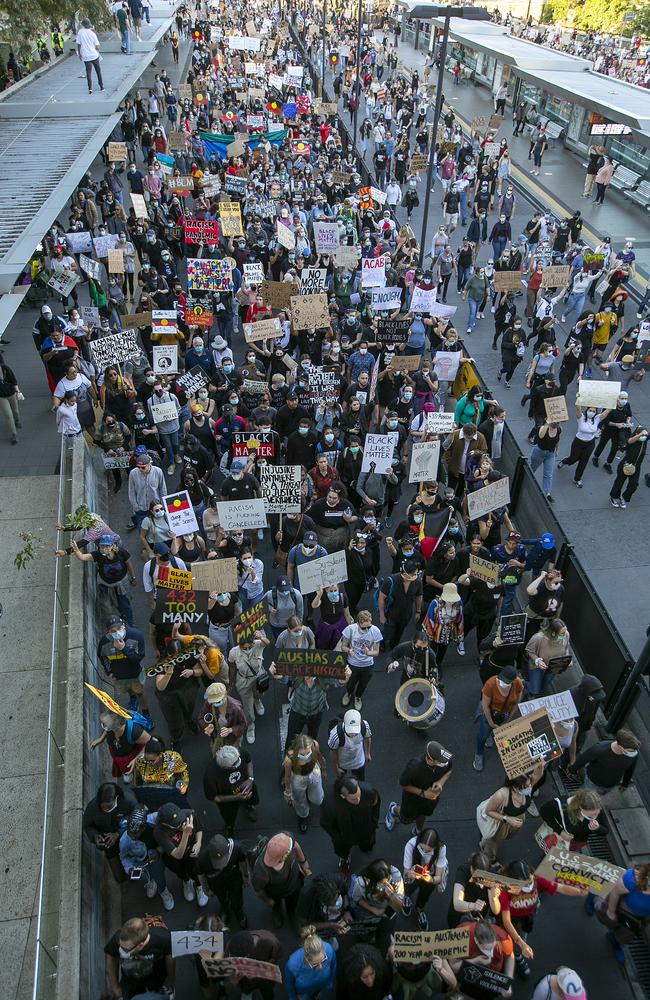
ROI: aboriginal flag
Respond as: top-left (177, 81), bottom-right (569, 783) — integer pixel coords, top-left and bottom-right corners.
top-left (166, 492), bottom-right (191, 513)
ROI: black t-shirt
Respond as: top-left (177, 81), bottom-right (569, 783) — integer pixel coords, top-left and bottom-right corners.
top-left (107, 723), bottom-right (143, 756)
top-left (92, 547), bottom-right (131, 584)
top-left (447, 863), bottom-right (491, 927)
top-left (104, 926), bottom-right (171, 993)
top-left (195, 840), bottom-right (247, 889)
top-left (319, 592), bottom-right (348, 624)
top-left (203, 749), bottom-right (252, 800)
top-left (399, 752), bottom-right (453, 818)
top-left (465, 578), bottom-right (505, 616)
top-left (221, 474), bottom-right (259, 501)
top-left (381, 573), bottom-right (422, 621)
top-left (528, 581), bottom-right (564, 617)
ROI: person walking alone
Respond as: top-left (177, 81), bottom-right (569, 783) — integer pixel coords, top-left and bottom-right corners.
top-left (76, 18), bottom-right (104, 94)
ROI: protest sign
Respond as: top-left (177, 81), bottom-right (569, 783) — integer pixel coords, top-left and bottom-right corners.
top-left (108, 142), bottom-right (127, 161)
top-left (151, 309), bottom-right (177, 335)
top-left (430, 302), bottom-right (457, 319)
top-left (409, 441), bottom-right (441, 483)
top-left (150, 400), bottom-right (180, 424)
top-left (410, 286), bottom-right (437, 313)
top-left (483, 141), bottom-right (501, 159)
top-left (168, 131), bottom-right (188, 150)
top-left (81, 305), bottom-right (100, 327)
top-left (290, 294), bottom-right (329, 330)
top-left (216, 499), bottom-right (268, 532)
top-left (534, 847), bottom-right (625, 898)
top-left (489, 113), bottom-right (504, 129)
top-left (155, 564), bottom-right (194, 590)
top-left (85, 682), bottom-right (131, 719)
top-left (89, 330), bottom-right (141, 370)
top-left (393, 928), bottom-right (471, 963)
top-left (261, 280), bottom-right (299, 309)
top-left (178, 83), bottom-right (193, 99)
top-left (190, 558), bottom-right (238, 594)
top-left (242, 317), bottom-right (282, 344)
top-left (409, 152), bottom-right (428, 173)
top-left (122, 311), bottom-right (152, 328)
top-left (469, 555), bottom-right (500, 585)
top-left (308, 365), bottom-right (340, 403)
top-left (388, 355), bottom-right (421, 373)
top-left (459, 964), bottom-right (512, 995)
top-left (315, 101), bottom-right (338, 115)
top-left (370, 286), bottom-right (402, 311)
top-left (201, 956), bottom-right (281, 983)
top-left (163, 491), bottom-right (200, 535)
top-left (130, 193), bottom-right (149, 219)
top-left (425, 411), bottom-right (455, 434)
top-left (66, 231), bottom-right (93, 253)
top-left (260, 465), bottom-right (302, 513)
top-left (102, 453), bottom-right (133, 470)
top-left (93, 234), bottom-right (118, 258)
top-left (519, 690), bottom-right (578, 724)
top-left (299, 267), bottom-right (328, 294)
top-left (168, 176), bottom-right (194, 195)
top-left (313, 221), bottom-right (340, 253)
top-left (334, 245), bottom-right (361, 269)
top-left (283, 354), bottom-right (298, 371)
top-left (244, 261), bottom-right (265, 284)
top-left (232, 430), bottom-right (275, 458)
top-left (544, 395), bottom-right (569, 422)
top-left (243, 379), bottom-right (268, 395)
top-left (433, 351), bottom-right (462, 382)
top-left (269, 72), bottom-right (284, 89)
top-left (470, 869), bottom-right (533, 892)
top-left (184, 218), bottom-right (220, 243)
top-left (276, 222), bottom-right (296, 250)
top-left (499, 613), bottom-right (527, 645)
top-left (541, 265), bottom-right (571, 288)
top-left (466, 477), bottom-right (510, 520)
top-left (185, 300), bottom-right (213, 328)
top-left (576, 379), bottom-right (621, 409)
top-left (224, 174), bottom-right (248, 197)
top-left (107, 249), bottom-right (124, 274)
top-left (297, 550), bottom-right (348, 592)
top-left (331, 170), bottom-right (353, 184)
top-left (360, 433), bottom-right (395, 474)
top-left (187, 258), bottom-right (233, 292)
top-left (79, 254), bottom-right (101, 280)
top-left (493, 270), bottom-right (523, 292)
top-left (219, 201), bottom-right (244, 237)
top-left (276, 649), bottom-right (347, 679)
top-left (233, 599), bottom-right (269, 643)
top-left (153, 344), bottom-right (179, 375)
top-left (471, 115), bottom-right (490, 132)
top-left (361, 255), bottom-right (386, 288)
top-left (153, 589), bottom-right (209, 627)
top-left (47, 269), bottom-right (79, 298)
top-left (172, 930), bottom-right (224, 958)
top-left (176, 366), bottom-right (209, 395)
top-left (494, 708), bottom-right (562, 778)
top-left (376, 318), bottom-right (410, 345)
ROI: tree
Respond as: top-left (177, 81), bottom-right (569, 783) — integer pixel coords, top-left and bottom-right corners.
top-left (0, 0), bottom-right (112, 56)
top-left (540, 0), bottom-right (644, 33)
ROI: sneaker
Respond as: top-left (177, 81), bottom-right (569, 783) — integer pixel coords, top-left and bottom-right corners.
top-left (457, 641), bottom-right (465, 656)
top-left (485, 734), bottom-right (494, 748)
top-left (402, 896), bottom-right (413, 916)
top-left (385, 801), bottom-right (398, 831)
top-left (477, 312), bottom-right (484, 319)
top-left (619, 499), bottom-right (627, 509)
top-left (560, 315), bottom-right (566, 323)
top-left (183, 879), bottom-right (196, 902)
top-left (254, 699), bottom-right (265, 716)
top-left (610, 497), bottom-right (621, 508)
top-left (592, 456), bottom-right (599, 467)
top-left (246, 723), bottom-right (256, 744)
top-left (146, 879), bottom-right (157, 898)
top-left (527, 800), bottom-right (539, 817)
top-left (341, 691), bottom-right (351, 706)
top-left (167, 463), bottom-right (175, 475)
top-left (417, 908), bottom-right (429, 930)
top-left (546, 493), bottom-right (554, 503)
top-left (491, 306), bottom-right (496, 314)
top-left (557, 461), bottom-right (565, 469)
top-left (603, 463), bottom-right (612, 474)
top-left (505, 380), bottom-right (511, 388)
top-left (354, 697), bottom-right (362, 710)
top-left (473, 754), bottom-right (484, 771)
top-left (160, 887), bottom-right (175, 910)
top-left (574, 479), bottom-right (583, 488)
top-left (466, 328), bottom-right (472, 335)
top-left (257, 528), bottom-right (264, 540)
top-left (606, 930), bottom-right (625, 964)
top-left (497, 371), bottom-right (502, 381)
top-left (196, 885), bottom-right (209, 907)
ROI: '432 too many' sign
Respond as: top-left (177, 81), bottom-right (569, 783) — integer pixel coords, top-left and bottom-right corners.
top-left (153, 589), bottom-right (209, 626)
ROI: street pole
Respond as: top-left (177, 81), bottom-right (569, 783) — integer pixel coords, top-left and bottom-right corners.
top-left (353, 0), bottom-right (363, 147)
top-left (321, 0), bottom-right (327, 97)
top-left (419, 14), bottom-right (450, 268)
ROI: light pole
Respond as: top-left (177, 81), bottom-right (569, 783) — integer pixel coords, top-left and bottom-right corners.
top-left (353, 0), bottom-right (363, 147)
top-left (321, 0), bottom-right (327, 97)
top-left (398, 4), bottom-right (490, 267)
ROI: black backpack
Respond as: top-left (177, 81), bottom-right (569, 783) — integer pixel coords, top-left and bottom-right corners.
top-left (328, 716), bottom-right (369, 746)
top-left (271, 587), bottom-right (298, 611)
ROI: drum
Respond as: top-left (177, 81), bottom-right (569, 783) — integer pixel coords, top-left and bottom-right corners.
top-left (395, 678), bottom-right (446, 730)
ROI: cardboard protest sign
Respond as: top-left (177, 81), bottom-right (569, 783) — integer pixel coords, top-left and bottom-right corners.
top-left (153, 589), bottom-right (209, 627)
top-left (471, 115), bottom-right (490, 132)
top-left (171, 930), bottom-right (224, 958)
top-left (184, 218), bottom-right (220, 243)
top-left (410, 286), bottom-right (437, 313)
top-left (190, 558), bottom-right (238, 594)
top-left (244, 261), bottom-right (265, 284)
top-left (376, 318), bottom-right (410, 344)
top-left (409, 152), bottom-right (428, 173)
top-left (85, 682), bottom-right (131, 719)
top-left (361, 255), bottom-right (387, 288)
top-left (296, 550), bottom-right (348, 592)
top-left (290, 294), bottom-right (329, 330)
top-left (150, 400), bottom-right (180, 424)
top-left (499, 613), bottom-right (527, 645)
top-left (219, 201), bottom-right (244, 237)
top-left (576, 379), bottom-right (621, 410)
top-left (153, 344), bottom-right (179, 375)
top-left (66, 231), bottom-right (93, 253)
top-left (81, 305), bottom-right (100, 327)
top-left (155, 564), bottom-right (194, 590)
top-left (388, 354), bottom-right (421, 373)
top-left (489, 113), bottom-right (504, 129)
top-left (483, 141), bottom-right (500, 159)
top-left (519, 690), bottom-right (578, 724)
top-left (466, 477), bottom-right (511, 521)
top-left (47, 269), bottom-right (79, 298)
top-left (534, 847), bottom-right (625, 898)
top-left (260, 465), bottom-right (302, 513)
top-left (313, 221), bottom-right (340, 253)
top-left (232, 430), bottom-right (275, 458)
top-left (233, 599), bottom-right (268, 642)
top-left (186, 300), bottom-right (213, 328)
top-left (216, 499), bottom-right (268, 531)
top-left (168, 176), bottom-right (194, 195)
top-left (494, 707), bottom-right (562, 777)
top-left (370, 286), bottom-right (402, 311)
top-left (540, 265), bottom-right (570, 288)
top-left (275, 649), bottom-right (347, 679)
top-left (433, 351), bottom-right (462, 382)
top-left (393, 928), bottom-right (471, 963)
top-left (178, 83), bottom-right (193, 99)
top-left (299, 267), bottom-right (328, 294)
top-left (470, 869), bottom-right (533, 892)
top-left (334, 245), bottom-right (361, 269)
top-left (201, 956), bottom-right (281, 983)
top-left (493, 270), bottom-right (523, 292)
top-left (409, 441), bottom-right (441, 483)
top-left (187, 258), bottom-right (233, 292)
top-left (176, 366), bottom-right (209, 395)
top-left (360, 434), bottom-right (395, 474)
top-left (122, 311), bottom-right (152, 328)
top-left (108, 142), bottom-right (127, 161)
top-left (276, 221), bottom-right (295, 249)
top-left (242, 317), bottom-right (282, 344)
top-left (544, 396), bottom-right (569, 422)
top-left (163, 491), bottom-right (200, 536)
top-left (130, 193), bottom-right (149, 219)
top-left (79, 254), bottom-right (101, 280)
top-left (261, 280), bottom-right (299, 310)
top-left (425, 411), bottom-right (455, 434)
top-left (469, 554), bottom-right (500, 585)
top-left (89, 330), bottom-right (141, 370)
top-left (168, 131), bottom-right (188, 150)
top-left (107, 249), bottom-right (124, 274)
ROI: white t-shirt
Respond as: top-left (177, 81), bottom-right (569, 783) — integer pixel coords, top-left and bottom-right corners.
top-left (342, 623), bottom-right (382, 668)
top-left (76, 27), bottom-right (100, 61)
top-left (328, 719), bottom-right (372, 770)
top-left (403, 837), bottom-right (448, 873)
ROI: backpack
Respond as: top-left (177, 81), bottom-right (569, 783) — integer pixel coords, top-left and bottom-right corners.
top-left (148, 554), bottom-right (180, 581)
top-left (328, 717), bottom-right (369, 746)
top-left (244, 834), bottom-right (269, 878)
top-left (271, 587), bottom-right (298, 611)
top-left (373, 574), bottom-right (395, 611)
top-left (126, 711), bottom-right (155, 742)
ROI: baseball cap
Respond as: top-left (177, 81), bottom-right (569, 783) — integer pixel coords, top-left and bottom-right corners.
top-left (99, 534), bottom-right (116, 546)
top-left (153, 542), bottom-right (171, 555)
top-left (106, 614), bottom-right (122, 628)
top-left (343, 709), bottom-right (362, 735)
top-left (156, 803), bottom-right (189, 829)
top-left (541, 532), bottom-right (555, 550)
top-left (498, 665), bottom-right (518, 684)
top-left (208, 834), bottom-right (232, 870)
top-left (557, 967), bottom-right (587, 1000)
top-left (425, 741), bottom-right (451, 765)
top-left (303, 531), bottom-right (318, 546)
top-left (231, 459), bottom-right (246, 472)
top-left (507, 531), bottom-right (522, 541)
top-left (206, 682), bottom-right (227, 706)
top-left (276, 574), bottom-right (291, 590)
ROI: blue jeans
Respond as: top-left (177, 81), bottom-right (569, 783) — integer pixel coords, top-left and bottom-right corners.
top-left (459, 189), bottom-right (468, 224)
top-left (476, 713), bottom-right (493, 756)
top-left (564, 291), bottom-right (585, 321)
top-left (467, 297), bottom-right (480, 331)
top-left (530, 444), bottom-right (555, 494)
top-left (525, 665), bottom-right (548, 696)
top-left (492, 238), bottom-right (507, 262)
top-left (104, 586), bottom-right (134, 627)
top-left (159, 430), bottom-right (180, 466)
top-left (121, 28), bottom-right (131, 54)
top-left (457, 265), bottom-right (473, 292)
top-left (239, 588), bottom-right (264, 611)
top-left (500, 585), bottom-right (517, 617)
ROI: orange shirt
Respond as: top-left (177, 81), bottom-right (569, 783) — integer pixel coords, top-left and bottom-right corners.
top-left (482, 675), bottom-right (523, 714)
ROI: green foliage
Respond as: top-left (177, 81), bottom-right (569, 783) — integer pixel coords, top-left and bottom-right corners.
top-left (62, 505), bottom-right (98, 531)
top-left (541, 0), bottom-right (645, 33)
top-left (0, 0), bottom-right (112, 55)
top-left (14, 531), bottom-right (38, 570)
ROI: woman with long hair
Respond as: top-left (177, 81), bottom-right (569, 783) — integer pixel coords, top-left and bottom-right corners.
top-left (403, 827), bottom-right (448, 930)
top-left (478, 772), bottom-right (537, 861)
top-left (283, 734), bottom-right (327, 835)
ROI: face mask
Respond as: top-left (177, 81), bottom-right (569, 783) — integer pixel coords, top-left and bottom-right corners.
top-left (223, 364), bottom-right (234, 373)
top-left (387, 419), bottom-right (398, 429)
top-left (217, 593), bottom-right (230, 604)
top-left (242, 557), bottom-right (253, 566)
top-left (153, 509), bottom-right (165, 520)
top-left (522, 786), bottom-right (533, 797)
top-left (402, 392), bottom-right (412, 402)
top-left (359, 347), bottom-right (367, 355)
top-left (497, 679), bottom-right (511, 691)
top-left (299, 426), bottom-right (309, 436)
top-left (324, 433), bottom-right (334, 443)
top-left (112, 628), bottom-right (126, 641)
top-left (291, 629), bottom-right (302, 638)
top-left (587, 410), bottom-right (597, 418)
top-left (146, 375), bottom-right (156, 385)
top-left (229, 398), bottom-right (239, 406)
top-left (623, 749), bottom-right (638, 758)
top-left (350, 445), bottom-right (360, 454)
top-left (413, 514), bottom-right (423, 524)
top-left (547, 581), bottom-right (561, 590)
top-left (303, 544), bottom-right (316, 554)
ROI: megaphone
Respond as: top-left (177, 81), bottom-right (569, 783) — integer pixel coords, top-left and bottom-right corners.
top-left (395, 678), bottom-right (445, 730)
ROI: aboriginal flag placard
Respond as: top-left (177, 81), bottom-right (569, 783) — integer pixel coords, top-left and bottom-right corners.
top-left (163, 490), bottom-right (200, 537)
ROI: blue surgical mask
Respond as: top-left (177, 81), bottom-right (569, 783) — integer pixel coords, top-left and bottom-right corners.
top-left (112, 628), bottom-right (126, 641)
top-left (403, 392), bottom-right (412, 401)
top-left (387, 419), bottom-right (398, 429)
top-left (327, 591), bottom-right (340, 601)
top-left (299, 426), bottom-right (309, 435)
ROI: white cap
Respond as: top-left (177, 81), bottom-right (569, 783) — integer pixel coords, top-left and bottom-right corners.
top-left (557, 968), bottom-right (586, 1000)
top-left (343, 709), bottom-right (362, 734)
